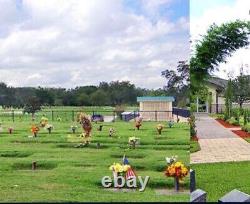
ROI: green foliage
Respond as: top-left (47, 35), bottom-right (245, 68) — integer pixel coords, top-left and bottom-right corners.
top-left (243, 110), bottom-right (248, 126)
top-left (90, 90), bottom-right (109, 106)
top-left (226, 117), bottom-right (239, 126)
top-left (191, 20), bottom-right (250, 92)
top-left (232, 68), bottom-right (250, 108)
top-left (224, 79), bottom-right (233, 120)
top-left (23, 97), bottom-right (41, 115)
top-left (241, 124), bottom-right (250, 133)
top-left (162, 61), bottom-right (189, 107)
top-left (0, 81), bottom-right (169, 107)
top-left (190, 140), bottom-right (200, 153)
top-left (189, 114), bottom-right (196, 138)
top-left (190, 103), bottom-right (197, 112)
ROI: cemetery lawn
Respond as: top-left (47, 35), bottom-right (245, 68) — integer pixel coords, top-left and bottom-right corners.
top-left (0, 121), bottom-right (189, 202)
top-left (190, 140), bottom-right (200, 153)
top-left (192, 161), bottom-right (250, 202)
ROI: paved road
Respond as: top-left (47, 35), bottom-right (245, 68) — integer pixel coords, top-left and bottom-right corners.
top-left (191, 114), bottom-right (250, 164)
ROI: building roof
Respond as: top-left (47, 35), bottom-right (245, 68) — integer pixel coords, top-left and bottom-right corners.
top-left (206, 76), bottom-right (228, 89)
top-left (137, 96), bottom-right (175, 102)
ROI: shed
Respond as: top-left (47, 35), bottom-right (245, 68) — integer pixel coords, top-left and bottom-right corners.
top-left (137, 96), bottom-right (175, 121)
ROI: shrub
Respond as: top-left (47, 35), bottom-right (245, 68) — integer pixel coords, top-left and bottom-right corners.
top-left (241, 124), bottom-right (250, 133)
top-left (189, 114), bottom-right (196, 138)
top-left (216, 114), bottom-right (225, 120)
top-left (226, 117), bottom-right (239, 126)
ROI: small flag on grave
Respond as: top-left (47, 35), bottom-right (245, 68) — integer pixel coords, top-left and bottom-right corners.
top-left (123, 155), bottom-right (136, 180)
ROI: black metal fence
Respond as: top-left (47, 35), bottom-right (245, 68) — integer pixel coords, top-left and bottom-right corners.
top-left (210, 104), bottom-right (250, 114)
top-left (173, 108), bottom-right (190, 118)
top-left (0, 108), bottom-right (190, 122)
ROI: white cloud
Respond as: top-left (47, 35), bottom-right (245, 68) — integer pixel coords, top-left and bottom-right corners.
top-left (190, 0), bottom-right (250, 79)
top-left (0, 0), bottom-right (189, 89)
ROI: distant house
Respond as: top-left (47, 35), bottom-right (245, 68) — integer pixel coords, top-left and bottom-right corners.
top-left (137, 96), bottom-right (175, 121)
top-left (196, 76), bottom-right (250, 113)
top-left (206, 76), bottom-right (228, 113)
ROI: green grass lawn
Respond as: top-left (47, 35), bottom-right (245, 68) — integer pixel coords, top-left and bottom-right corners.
top-left (192, 161), bottom-right (250, 202)
top-left (190, 140), bottom-right (200, 153)
top-left (245, 138), bottom-right (250, 143)
top-left (0, 120), bottom-right (190, 202)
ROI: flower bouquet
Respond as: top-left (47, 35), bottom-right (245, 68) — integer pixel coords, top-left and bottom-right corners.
top-left (168, 119), bottom-right (174, 128)
top-left (45, 124), bottom-right (53, 134)
top-left (109, 158), bottom-right (136, 187)
top-left (77, 113), bottom-right (92, 145)
top-left (40, 116), bottom-right (48, 127)
top-left (109, 128), bottom-right (115, 137)
top-left (128, 136), bottom-right (140, 149)
top-left (164, 156), bottom-right (189, 191)
top-left (31, 125), bottom-right (40, 137)
top-left (135, 116), bottom-right (143, 130)
top-left (156, 124), bottom-right (164, 135)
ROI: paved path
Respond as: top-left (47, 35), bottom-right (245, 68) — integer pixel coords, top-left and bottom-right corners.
top-left (191, 114), bottom-right (250, 164)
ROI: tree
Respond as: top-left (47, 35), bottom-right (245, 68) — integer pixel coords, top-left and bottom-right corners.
top-left (23, 97), bottom-right (41, 121)
top-left (191, 20), bottom-right (250, 93)
top-left (35, 88), bottom-right (55, 106)
top-left (161, 61), bottom-right (189, 107)
top-left (232, 68), bottom-right (250, 109)
top-left (76, 93), bottom-right (91, 106)
top-left (224, 79), bottom-right (233, 120)
top-left (90, 90), bottom-right (109, 106)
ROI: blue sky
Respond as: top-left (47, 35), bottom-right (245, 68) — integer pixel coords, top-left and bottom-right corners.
top-left (0, 0), bottom-right (189, 89)
top-left (124, 0), bottom-right (189, 22)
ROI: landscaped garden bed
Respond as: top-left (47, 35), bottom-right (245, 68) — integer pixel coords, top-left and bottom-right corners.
top-left (232, 130), bottom-right (250, 138)
top-left (216, 119), bottom-right (240, 128)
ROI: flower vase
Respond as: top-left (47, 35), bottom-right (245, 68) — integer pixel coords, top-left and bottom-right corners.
top-left (113, 171), bottom-right (123, 188)
top-left (174, 177), bottom-right (180, 192)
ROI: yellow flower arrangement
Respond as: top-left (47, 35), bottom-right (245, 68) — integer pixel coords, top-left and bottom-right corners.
top-left (164, 161), bottom-right (189, 180)
top-left (109, 163), bottom-right (131, 173)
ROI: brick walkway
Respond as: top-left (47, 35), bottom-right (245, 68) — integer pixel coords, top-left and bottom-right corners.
top-left (191, 114), bottom-right (250, 164)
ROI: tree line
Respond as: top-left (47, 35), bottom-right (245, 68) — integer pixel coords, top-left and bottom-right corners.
top-left (0, 81), bottom-right (168, 108)
top-left (0, 61), bottom-right (189, 109)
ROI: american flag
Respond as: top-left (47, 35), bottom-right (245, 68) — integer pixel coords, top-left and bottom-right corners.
top-left (126, 167), bottom-right (136, 180)
top-left (123, 155), bottom-right (136, 180)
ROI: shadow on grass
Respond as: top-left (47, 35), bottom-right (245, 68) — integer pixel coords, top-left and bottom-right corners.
top-left (0, 151), bottom-right (33, 158)
top-left (12, 161), bottom-right (57, 170)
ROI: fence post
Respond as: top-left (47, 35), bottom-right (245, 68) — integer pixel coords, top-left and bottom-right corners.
top-left (12, 110), bottom-right (14, 122)
top-left (155, 111), bottom-right (157, 122)
top-left (113, 111), bottom-right (115, 122)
